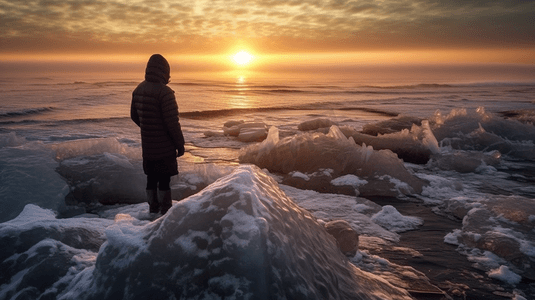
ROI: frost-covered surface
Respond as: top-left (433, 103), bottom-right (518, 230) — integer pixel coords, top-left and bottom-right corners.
top-left (0, 166), bottom-right (412, 300)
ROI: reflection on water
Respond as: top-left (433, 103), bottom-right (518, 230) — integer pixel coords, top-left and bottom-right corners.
top-left (227, 75), bottom-right (253, 109)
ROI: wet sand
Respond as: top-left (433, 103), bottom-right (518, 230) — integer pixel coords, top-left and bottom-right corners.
top-left (367, 197), bottom-right (535, 300)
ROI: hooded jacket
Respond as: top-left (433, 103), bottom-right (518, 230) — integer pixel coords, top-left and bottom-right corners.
top-left (131, 54), bottom-right (185, 162)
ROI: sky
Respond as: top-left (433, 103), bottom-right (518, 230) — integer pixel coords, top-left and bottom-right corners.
top-left (1, 0), bottom-right (535, 71)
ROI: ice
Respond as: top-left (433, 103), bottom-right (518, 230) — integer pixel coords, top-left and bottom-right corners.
top-left (298, 118), bottom-right (338, 131)
top-left (431, 108), bottom-right (535, 160)
top-left (331, 174), bottom-right (368, 188)
top-left (0, 205), bottom-right (112, 259)
top-left (341, 120), bottom-right (439, 164)
top-left (50, 165), bottom-right (411, 299)
top-left (488, 265), bottom-right (522, 285)
top-left (361, 115), bottom-right (423, 136)
top-left (0, 205), bottom-right (112, 300)
top-left (500, 109), bottom-right (535, 125)
top-left (0, 166), bottom-right (421, 299)
top-left (280, 185), bottom-right (401, 242)
top-left (427, 150), bottom-right (501, 173)
top-left (441, 195), bottom-right (535, 280)
top-left (49, 137), bottom-right (141, 161)
top-left (0, 132), bottom-right (27, 148)
top-left (0, 140), bottom-right (68, 222)
top-left (222, 120), bottom-right (268, 142)
top-left (352, 237), bottom-right (442, 295)
top-left (239, 125), bottom-right (427, 196)
top-left (370, 205), bottom-right (424, 233)
top-left (56, 153), bottom-right (146, 208)
top-left (290, 171), bottom-right (310, 181)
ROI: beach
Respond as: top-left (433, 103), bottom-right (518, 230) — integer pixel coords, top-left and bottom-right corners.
top-left (1, 66), bottom-right (535, 299)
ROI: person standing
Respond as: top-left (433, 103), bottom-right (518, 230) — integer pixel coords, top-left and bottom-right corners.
top-left (131, 54), bottom-right (185, 215)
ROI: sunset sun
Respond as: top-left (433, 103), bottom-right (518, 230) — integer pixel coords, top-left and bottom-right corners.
top-left (232, 51), bottom-right (254, 66)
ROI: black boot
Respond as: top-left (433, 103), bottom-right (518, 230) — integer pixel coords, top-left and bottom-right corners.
top-left (146, 189), bottom-right (159, 213)
top-left (159, 190), bottom-right (172, 215)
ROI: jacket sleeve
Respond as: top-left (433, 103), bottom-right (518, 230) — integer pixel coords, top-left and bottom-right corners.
top-left (131, 93), bottom-right (140, 127)
top-left (160, 87), bottom-right (185, 156)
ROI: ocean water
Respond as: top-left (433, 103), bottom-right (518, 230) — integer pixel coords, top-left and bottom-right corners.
top-left (1, 65), bottom-right (535, 299)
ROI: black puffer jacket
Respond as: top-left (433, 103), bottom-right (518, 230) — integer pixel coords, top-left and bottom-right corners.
top-left (131, 54), bottom-right (185, 161)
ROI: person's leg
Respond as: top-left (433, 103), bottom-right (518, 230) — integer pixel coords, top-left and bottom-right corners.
top-left (146, 174), bottom-right (159, 213)
top-left (158, 175), bottom-right (172, 214)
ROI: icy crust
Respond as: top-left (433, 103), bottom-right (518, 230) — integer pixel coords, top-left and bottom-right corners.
top-left (239, 125), bottom-right (426, 196)
top-left (441, 195), bottom-right (535, 282)
top-left (66, 165), bottom-right (412, 300)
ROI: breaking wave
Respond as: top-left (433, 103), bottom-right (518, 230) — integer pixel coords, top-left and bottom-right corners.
top-left (0, 107), bottom-right (55, 118)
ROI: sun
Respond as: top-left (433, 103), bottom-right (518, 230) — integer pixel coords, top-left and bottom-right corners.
top-left (232, 51), bottom-right (254, 66)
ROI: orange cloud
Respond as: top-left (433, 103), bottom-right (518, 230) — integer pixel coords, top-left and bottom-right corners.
top-left (0, 0), bottom-right (533, 65)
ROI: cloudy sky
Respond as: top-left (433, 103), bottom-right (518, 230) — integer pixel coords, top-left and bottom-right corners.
top-left (1, 0), bottom-right (534, 66)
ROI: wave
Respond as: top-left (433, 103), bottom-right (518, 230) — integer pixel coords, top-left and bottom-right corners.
top-left (0, 107), bottom-right (55, 118)
top-left (361, 83), bottom-right (453, 89)
top-left (181, 103), bottom-right (398, 119)
top-left (0, 116), bottom-right (130, 126)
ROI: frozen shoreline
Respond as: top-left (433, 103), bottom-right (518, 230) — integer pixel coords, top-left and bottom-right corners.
top-left (2, 112), bottom-right (535, 298)
top-left (1, 75), bottom-right (535, 299)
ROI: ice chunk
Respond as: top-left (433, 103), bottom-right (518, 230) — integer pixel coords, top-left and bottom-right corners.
top-left (431, 108), bottom-right (535, 160)
top-left (0, 144), bottom-right (69, 222)
top-left (280, 185), bottom-right (399, 242)
top-left (0, 204), bottom-right (111, 262)
top-left (331, 174), bottom-right (368, 188)
top-left (49, 137), bottom-right (141, 161)
top-left (0, 132), bottom-right (27, 148)
top-left (444, 229), bottom-right (462, 245)
top-left (340, 120), bottom-right (438, 164)
top-left (361, 115), bottom-right (423, 136)
top-left (237, 126), bottom-right (268, 142)
top-left (239, 125), bottom-right (426, 195)
top-left (298, 118), bottom-right (338, 131)
top-left (371, 205), bottom-right (424, 233)
top-left (428, 150), bottom-right (501, 173)
top-left (445, 195), bottom-right (535, 280)
top-left (56, 154), bottom-right (146, 207)
top-left (65, 165), bottom-right (412, 299)
top-left (488, 265), bottom-right (522, 285)
top-left (223, 121), bottom-right (268, 142)
top-left (290, 171), bottom-right (310, 181)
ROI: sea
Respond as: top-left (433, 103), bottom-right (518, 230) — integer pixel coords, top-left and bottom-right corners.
top-left (1, 63), bottom-right (535, 299)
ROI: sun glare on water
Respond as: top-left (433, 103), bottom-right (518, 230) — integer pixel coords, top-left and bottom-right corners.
top-left (232, 51), bottom-right (254, 66)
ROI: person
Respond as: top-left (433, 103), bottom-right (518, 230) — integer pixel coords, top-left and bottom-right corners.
top-left (131, 54), bottom-right (185, 215)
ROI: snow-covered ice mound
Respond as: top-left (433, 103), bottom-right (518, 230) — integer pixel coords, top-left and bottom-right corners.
top-left (1, 165), bottom-right (412, 300)
top-left (87, 165), bottom-right (411, 299)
